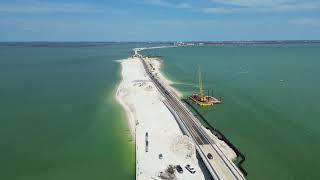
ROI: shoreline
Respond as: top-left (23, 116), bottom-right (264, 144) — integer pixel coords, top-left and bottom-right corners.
top-left (115, 59), bottom-right (136, 137)
top-left (137, 48), bottom-right (237, 161)
top-left (144, 56), bottom-right (237, 160)
top-left (115, 47), bottom-right (239, 179)
top-left (144, 56), bottom-right (183, 98)
top-left (115, 56), bottom-right (209, 179)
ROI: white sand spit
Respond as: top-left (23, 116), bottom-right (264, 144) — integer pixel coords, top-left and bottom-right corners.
top-left (116, 56), bottom-right (238, 180)
top-left (116, 57), bottom-right (207, 180)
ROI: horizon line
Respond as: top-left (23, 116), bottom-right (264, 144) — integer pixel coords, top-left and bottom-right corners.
top-left (1, 40), bottom-right (320, 43)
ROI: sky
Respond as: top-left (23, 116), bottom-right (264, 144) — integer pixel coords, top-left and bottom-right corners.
top-left (0, 0), bottom-right (319, 41)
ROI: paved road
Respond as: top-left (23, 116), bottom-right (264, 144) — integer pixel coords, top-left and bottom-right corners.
top-left (140, 55), bottom-right (246, 180)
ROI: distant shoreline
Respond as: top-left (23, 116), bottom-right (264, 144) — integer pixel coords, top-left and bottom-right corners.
top-left (0, 40), bottom-right (319, 47)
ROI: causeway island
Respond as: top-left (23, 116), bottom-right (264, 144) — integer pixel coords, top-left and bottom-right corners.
top-left (116, 47), bottom-right (244, 180)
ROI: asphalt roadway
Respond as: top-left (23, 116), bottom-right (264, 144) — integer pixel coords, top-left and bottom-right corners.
top-left (140, 55), bottom-right (246, 180)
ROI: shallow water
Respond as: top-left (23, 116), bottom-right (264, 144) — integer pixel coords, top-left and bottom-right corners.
top-left (0, 43), bottom-right (140, 180)
top-left (143, 44), bottom-right (320, 180)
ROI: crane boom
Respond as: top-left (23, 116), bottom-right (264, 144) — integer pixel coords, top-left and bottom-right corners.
top-left (198, 65), bottom-right (206, 101)
top-left (189, 64), bottom-right (222, 106)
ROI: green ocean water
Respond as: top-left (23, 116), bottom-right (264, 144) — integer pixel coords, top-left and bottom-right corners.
top-left (143, 44), bottom-right (320, 180)
top-left (0, 43), bottom-right (139, 180)
top-left (2, 43), bottom-right (319, 180)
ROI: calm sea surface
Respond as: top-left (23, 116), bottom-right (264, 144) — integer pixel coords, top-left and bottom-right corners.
top-left (0, 42), bottom-right (142, 180)
top-left (1, 43), bottom-right (319, 180)
top-left (143, 44), bottom-right (320, 180)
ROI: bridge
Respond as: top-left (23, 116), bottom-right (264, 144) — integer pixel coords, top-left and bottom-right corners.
top-left (139, 54), bottom-right (246, 180)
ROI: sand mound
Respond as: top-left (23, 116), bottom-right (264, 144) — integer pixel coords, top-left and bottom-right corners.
top-left (170, 135), bottom-right (195, 159)
top-left (144, 85), bottom-right (153, 91)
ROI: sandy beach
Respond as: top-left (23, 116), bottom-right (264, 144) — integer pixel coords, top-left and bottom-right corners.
top-left (116, 54), bottom-right (237, 179)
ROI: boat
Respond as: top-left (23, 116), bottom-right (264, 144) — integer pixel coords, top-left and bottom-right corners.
top-left (188, 65), bottom-right (222, 107)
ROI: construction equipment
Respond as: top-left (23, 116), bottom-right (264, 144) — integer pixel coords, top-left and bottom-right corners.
top-left (188, 65), bottom-right (222, 107)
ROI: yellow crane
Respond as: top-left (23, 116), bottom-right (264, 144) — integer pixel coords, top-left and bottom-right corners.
top-left (189, 64), bottom-right (222, 107)
top-left (198, 65), bottom-right (207, 102)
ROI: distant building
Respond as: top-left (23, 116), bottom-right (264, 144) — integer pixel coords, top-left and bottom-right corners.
top-left (174, 41), bottom-right (195, 46)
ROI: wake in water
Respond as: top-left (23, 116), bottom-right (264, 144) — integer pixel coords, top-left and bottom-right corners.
top-left (173, 81), bottom-right (198, 87)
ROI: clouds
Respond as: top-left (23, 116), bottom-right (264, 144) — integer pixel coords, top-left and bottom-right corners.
top-left (1, 0), bottom-right (319, 15)
top-left (0, 0), bottom-right (102, 14)
top-left (203, 7), bottom-right (240, 14)
top-left (269, 1), bottom-right (320, 12)
top-left (289, 18), bottom-right (320, 27)
top-left (207, 0), bottom-right (320, 13)
top-left (0, 0), bottom-right (319, 41)
top-left (140, 0), bottom-right (320, 14)
top-left (210, 0), bottom-right (286, 8)
top-left (142, 0), bottom-right (191, 9)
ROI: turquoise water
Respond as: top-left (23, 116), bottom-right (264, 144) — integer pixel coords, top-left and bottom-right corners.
top-left (143, 44), bottom-right (320, 180)
top-left (0, 43), bottom-right (139, 180)
top-left (2, 43), bottom-right (319, 180)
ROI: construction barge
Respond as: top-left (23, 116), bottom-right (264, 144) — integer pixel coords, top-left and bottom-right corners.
top-left (188, 65), bottom-right (222, 107)
top-left (189, 95), bottom-right (222, 106)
